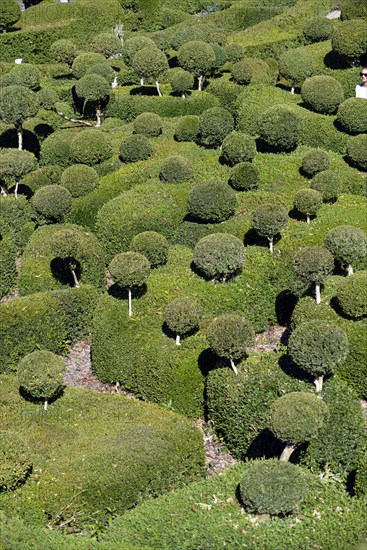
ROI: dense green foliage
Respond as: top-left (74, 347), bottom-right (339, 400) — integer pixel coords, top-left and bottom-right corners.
top-left (206, 314), bottom-right (255, 363)
top-left (165, 297), bottom-right (202, 338)
top-left (229, 161), bottom-right (260, 191)
top-left (293, 189), bottom-right (323, 219)
top-left (188, 182), bottom-right (237, 223)
top-left (193, 233), bottom-right (244, 281)
top-left (159, 155), bottom-right (193, 183)
top-left (199, 107), bottom-right (234, 148)
top-left (301, 148), bottom-right (330, 177)
top-left (32, 185), bottom-right (72, 224)
top-left (301, 76), bottom-right (344, 115)
top-left (119, 134), bottom-right (153, 162)
top-left (337, 98), bottom-right (367, 135)
top-left (325, 225), bottom-right (367, 272)
top-left (133, 112), bottom-right (162, 137)
top-left (337, 272), bottom-right (367, 319)
top-left (0, 432), bottom-right (31, 492)
top-left (18, 350), bottom-right (66, 407)
top-left (131, 231), bottom-right (169, 268)
top-left (70, 129), bottom-right (112, 165)
top-left (303, 16), bottom-right (332, 43)
top-left (60, 164), bottom-right (99, 198)
top-left (0, 0), bottom-right (20, 32)
top-left (221, 131), bottom-right (256, 166)
top-left (258, 105), bottom-right (301, 152)
top-left (311, 170), bottom-right (341, 202)
top-left (347, 134), bottom-right (367, 171)
top-left (174, 115), bottom-right (200, 142)
top-left (331, 19), bottom-right (367, 64)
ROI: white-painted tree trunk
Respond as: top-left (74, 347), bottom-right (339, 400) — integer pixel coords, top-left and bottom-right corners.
top-left (155, 79), bottom-right (162, 97)
top-left (198, 75), bottom-right (205, 91)
top-left (14, 181), bottom-right (19, 199)
top-left (128, 288), bottom-right (132, 317)
top-left (140, 77), bottom-right (144, 86)
top-left (315, 283), bottom-right (321, 304)
top-left (182, 92), bottom-right (186, 99)
top-left (279, 442), bottom-right (297, 462)
top-left (44, 399), bottom-right (48, 411)
top-left (314, 375), bottom-right (324, 393)
top-left (17, 128), bottom-right (23, 151)
top-left (347, 264), bottom-right (353, 276)
top-left (175, 334), bottom-right (181, 346)
top-left (268, 237), bottom-right (273, 254)
top-left (229, 359), bottom-right (238, 375)
top-left (306, 215), bottom-right (310, 224)
top-left (96, 108), bottom-right (102, 127)
top-left (291, 85), bottom-right (295, 94)
top-left (0, 187), bottom-right (7, 197)
top-left (70, 268), bottom-right (80, 288)
top-left (111, 75), bottom-right (118, 89)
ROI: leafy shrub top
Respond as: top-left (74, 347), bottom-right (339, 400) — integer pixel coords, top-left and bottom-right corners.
top-left (1, 64), bottom-right (41, 91)
top-left (337, 271), bottom-right (367, 318)
top-left (109, 251), bottom-right (150, 289)
top-left (74, 73), bottom-right (110, 104)
top-left (252, 203), bottom-right (288, 240)
top-left (89, 33), bottom-right (122, 58)
top-left (177, 40), bottom-right (216, 77)
top-left (165, 297), bottom-right (202, 336)
top-left (0, 0), bottom-right (20, 32)
top-left (206, 314), bottom-right (255, 361)
top-left (31, 185), bottom-right (72, 223)
top-left (346, 134), bottom-right (367, 171)
top-left (293, 246), bottom-right (334, 285)
top-left (193, 233), bottom-right (244, 280)
top-left (278, 49), bottom-right (316, 87)
top-left (70, 129), bottom-right (112, 165)
top-left (293, 188), bottom-right (323, 217)
top-left (0, 85), bottom-right (39, 127)
top-left (337, 98), bottom-right (367, 134)
top-left (325, 225), bottom-right (367, 267)
top-left (301, 149), bottom-right (330, 177)
top-left (60, 164), bottom-right (99, 198)
top-left (72, 52), bottom-right (106, 79)
top-left (311, 170), bottom-right (341, 202)
top-left (258, 105), bottom-right (301, 152)
top-left (17, 350), bottom-right (66, 402)
top-left (188, 181), bottom-right (237, 223)
top-left (159, 155), bottom-right (193, 183)
top-left (133, 112), bottom-right (162, 137)
top-left (0, 432), bottom-right (31, 491)
top-left (229, 162), bottom-right (260, 191)
top-left (199, 107), bottom-right (234, 147)
top-left (301, 76), bottom-right (344, 115)
top-left (119, 134), bottom-right (153, 163)
top-left (331, 19), bottom-right (367, 64)
top-left (303, 17), bottom-right (333, 42)
top-left (221, 131), bottom-right (256, 166)
top-left (50, 39), bottom-right (78, 66)
top-left (130, 231), bottom-right (168, 268)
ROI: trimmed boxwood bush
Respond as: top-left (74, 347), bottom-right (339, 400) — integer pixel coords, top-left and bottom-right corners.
top-left (278, 49), bottom-right (316, 91)
top-left (198, 107), bottom-right (234, 148)
top-left (331, 19), bottom-right (367, 65)
top-left (337, 98), bottom-right (367, 134)
top-left (121, 36), bottom-right (157, 66)
top-left (311, 170), bottom-right (341, 202)
top-left (355, 452), bottom-right (367, 497)
top-left (0, 237), bottom-right (17, 298)
top-left (1, 64), bottom-right (41, 91)
top-left (109, 251), bottom-right (150, 290)
top-left (40, 131), bottom-right (73, 168)
top-left (21, 165), bottom-right (62, 193)
top-left (0, 195), bottom-right (34, 252)
top-left (38, 88), bottom-right (59, 111)
top-left (325, 225), bottom-right (367, 275)
top-left (60, 164), bottom-right (99, 198)
top-left (89, 32), bottom-right (122, 58)
top-left (188, 182), bottom-right (237, 223)
top-left (174, 115), bottom-right (200, 142)
top-left (71, 52), bottom-right (106, 79)
top-left (133, 112), bottom-right (162, 137)
top-left (303, 17), bottom-right (333, 43)
top-left (221, 131), bottom-right (256, 166)
top-left (131, 231), bottom-right (169, 268)
top-left (258, 105), bottom-right (301, 152)
top-left (87, 62), bottom-right (115, 84)
top-left (31, 185), bottom-right (72, 223)
top-left (346, 134), bottom-right (367, 171)
top-left (301, 148), bottom-right (330, 177)
top-left (231, 60), bottom-right (252, 85)
top-left (252, 203), bottom-right (288, 253)
top-left (193, 233), bottom-right (244, 281)
top-left (301, 76), bottom-right (344, 115)
top-left (119, 134), bottom-right (153, 163)
top-left (70, 129), bottom-right (112, 166)
top-left (337, 272), bottom-right (367, 319)
top-left (49, 39), bottom-right (78, 67)
top-left (0, 432), bottom-right (32, 492)
top-left (165, 297), bottom-right (202, 345)
top-left (293, 188), bottom-right (323, 222)
top-left (159, 155), bottom-right (193, 183)
top-left (168, 68), bottom-right (194, 98)
top-left (177, 40), bottom-right (216, 90)
top-left (341, 0), bottom-right (367, 20)
top-left (229, 162), bottom-right (259, 191)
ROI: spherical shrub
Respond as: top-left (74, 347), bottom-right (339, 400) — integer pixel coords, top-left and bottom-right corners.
top-left (89, 33), bottom-right (122, 58)
top-left (331, 19), bottom-right (367, 64)
top-left (193, 233), bottom-right (244, 280)
top-left (293, 246), bottom-right (334, 285)
top-left (337, 98), bottom-right (367, 134)
top-left (50, 39), bottom-right (78, 66)
top-left (293, 188), bottom-right (323, 220)
top-left (225, 42), bottom-right (245, 63)
top-left (87, 63), bottom-right (115, 84)
top-left (17, 350), bottom-right (66, 408)
top-left (301, 76), bottom-right (344, 115)
top-left (278, 49), bottom-right (316, 88)
top-left (0, 432), bottom-right (32, 491)
top-left (199, 107), bottom-right (234, 147)
top-left (119, 134), bottom-right (153, 163)
top-left (70, 129), bottom-right (112, 165)
top-left (239, 459), bottom-right (309, 516)
top-left (206, 314), bottom-right (255, 362)
top-left (121, 36), bottom-right (157, 66)
top-left (325, 225), bottom-right (367, 270)
top-left (310, 170), bottom-right (341, 203)
top-left (221, 131), bottom-right (256, 166)
top-left (60, 164), bottom-right (99, 198)
top-left (131, 231), bottom-right (169, 268)
top-left (337, 272), bottom-right (367, 318)
top-left (303, 17), bottom-right (333, 42)
top-left (231, 60), bottom-right (252, 85)
top-left (341, 0), bottom-right (367, 20)
top-left (40, 131), bottom-right (72, 167)
top-left (168, 67), bottom-right (194, 96)
top-left (252, 203), bottom-right (288, 241)
top-left (109, 251), bottom-right (150, 288)
top-left (171, 26), bottom-right (205, 50)
top-left (2, 64), bottom-right (41, 91)
top-left (258, 105), bottom-right (301, 152)
top-left (346, 134), bottom-right (367, 171)
top-left (177, 40), bottom-right (216, 81)
top-left (133, 112), bottom-right (162, 137)
top-left (301, 148), bottom-right (330, 177)
top-left (32, 185), bottom-right (72, 223)
top-left (229, 162), bottom-right (260, 191)
top-left (165, 297), bottom-right (202, 338)
top-left (38, 88), bottom-right (59, 111)
top-left (188, 182), bottom-right (237, 223)
top-left (159, 155), bottom-right (193, 183)
top-left (72, 52), bottom-right (106, 79)
top-left (174, 115), bottom-right (200, 142)
top-left (21, 165), bottom-right (62, 193)
top-left (74, 74), bottom-right (110, 104)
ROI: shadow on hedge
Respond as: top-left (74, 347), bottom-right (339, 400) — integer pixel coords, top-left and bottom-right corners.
top-left (0, 129), bottom-right (40, 157)
top-left (107, 282), bottom-right (148, 300)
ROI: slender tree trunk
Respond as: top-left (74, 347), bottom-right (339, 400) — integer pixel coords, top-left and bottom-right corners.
top-left (14, 180), bottom-right (19, 199)
top-left (306, 214), bottom-right (310, 224)
top-left (0, 186), bottom-right (7, 197)
top-left (44, 399), bottom-right (48, 411)
top-left (96, 106), bottom-right (103, 127)
top-left (181, 92), bottom-right (186, 99)
top-left (17, 126), bottom-right (23, 151)
top-left (314, 375), bottom-right (324, 393)
top-left (112, 75), bottom-right (118, 89)
top-left (175, 334), bottom-right (181, 346)
top-left (291, 85), bottom-right (295, 94)
top-left (70, 268), bottom-right (80, 288)
top-left (155, 79), bottom-right (162, 97)
top-left (128, 288), bottom-right (132, 317)
top-left (198, 75), bottom-right (205, 91)
top-left (268, 236), bottom-right (273, 254)
top-left (229, 359), bottom-right (238, 375)
top-left (347, 264), bottom-right (353, 276)
top-left (315, 283), bottom-right (321, 304)
top-left (279, 442), bottom-right (297, 462)
top-left (140, 77), bottom-right (144, 86)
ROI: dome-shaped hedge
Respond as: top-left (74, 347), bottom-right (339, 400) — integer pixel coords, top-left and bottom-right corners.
top-left (301, 148), bottom-right (330, 177)
top-left (337, 271), bottom-right (367, 318)
top-left (119, 134), bottom-right (153, 163)
top-left (303, 17), bottom-right (333, 42)
top-left (71, 52), bottom-right (106, 79)
top-left (231, 60), bottom-right (252, 85)
top-left (221, 131), bottom-right (256, 166)
top-left (60, 164), bottom-right (99, 198)
top-left (0, 432), bottom-right (32, 491)
top-left (301, 76), bottom-right (344, 114)
top-left (130, 231), bottom-right (169, 268)
top-left (70, 129), bottom-right (112, 166)
top-left (337, 98), bottom-right (367, 134)
top-left (174, 115), bottom-right (200, 142)
top-left (229, 162), bottom-right (260, 191)
top-left (40, 131), bottom-right (72, 167)
top-left (331, 19), bottom-right (367, 64)
top-left (199, 107), bottom-right (234, 148)
top-left (346, 134), bottom-right (367, 171)
top-left (165, 297), bottom-right (202, 342)
top-left (258, 105), bottom-right (301, 152)
top-left (224, 42), bottom-right (245, 63)
top-left (193, 233), bottom-right (244, 280)
top-left (311, 170), bottom-right (341, 202)
top-left (188, 181), bottom-right (237, 222)
top-left (87, 63), bottom-right (115, 84)
top-left (325, 225), bottom-right (367, 272)
top-left (168, 67), bottom-right (194, 97)
top-left (293, 188), bottom-right (323, 221)
top-left (133, 112), bottom-right (162, 137)
top-left (32, 185), bottom-right (72, 223)
top-left (89, 33), bottom-right (122, 58)
top-left (159, 155), bottom-right (193, 183)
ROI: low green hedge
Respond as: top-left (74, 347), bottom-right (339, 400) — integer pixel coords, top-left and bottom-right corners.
top-left (0, 237), bottom-right (17, 298)
top-left (0, 195), bottom-right (34, 253)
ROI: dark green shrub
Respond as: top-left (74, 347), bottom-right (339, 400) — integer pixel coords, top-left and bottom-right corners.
top-left (0, 195), bottom-right (33, 252)
top-left (159, 155), bottom-right (193, 183)
top-left (131, 231), bottom-right (168, 268)
top-left (71, 52), bottom-right (106, 79)
top-left (207, 80), bottom-right (241, 114)
top-left (131, 47), bottom-right (168, 95)
top-left (21, 165), bottom-right (62, 193)
top-left (337, 98), bottom-right (367, 134)
top-left (133, 112), bottom-right (162, 137)
top-left (346, 134), bottom-right (367, 171)
top-left (171, 27), bottom-right (205, 51)
top-left (70, 129), bottom-right (112, 166)
top-left (355, 452), bottom-right (367, 497)
top-left (109, 253), bottom-right (150, 316)
top-left (89, 33), bottom-right (122, 58)
top-left (0, 433), bottom-right (31, 491)
top-left (31, 185), bottom-right (72, 223)
top-left (229, 162), bottom-right (260, 191)
top-left (165, 297), bottom-right (202, 345)
top-left (0, 85), bottom-right (39, 150)
top-left (18, 350), bottom-right (66, 410)
top-left (278, 49), bottom-right (316, 91)
top-left (74, 73), bottom-right (110, 126)
top-left (240, 459), bottom-right (309, 516)
top-left (60, 164), bottom-right (99, 198)
top-left (252, 203), bottom-right (288, 253)
top-left (168, 68), bottom-right (194, 97)
top-left (40, 131), bottom-right (73, 168)
top-left (231, 60), bottom-right (252, 85)
top-left (193, 233), bottom-right (244, 281)
top-left (0, 149), bottom-right (37, 196)
top-left (199, 107), bottom-right (234, 147)
top-left (87, 62), bottom-right (115, 83)
top-left (121, 36), bottom-right (157, 66)
top-left (225, 42), bottom-right (245, 63)
top-left (188, 182), bottom-right (237, 223)
top-left (301, 148), bottom-right (330, 177)
top-left (303, 16), bottom-right (333, 43)
top-left (331, 19), bottom-right (367, 65)
top-left (49, 39), bottom-right (78, 67)
top-left (293, 188), bottom-right (323, 222)
top-left (337, 272), bottom-right (367, 319)
top-left (0, 237), bottom-right (17, 298)
top-left (311, 170), bottom-right (341, 202)
top-left (38, 88), bottom-right (59, 111)
top-left (119, 134), bottom-right (153, 163)
top-left (0, 0), bottom-right (20, 32)
top-left (325, 225), bottom-right (367, 275)
top-left (221, 131), bottom-right (256, 166)
top-left (258, 105), bottom-right (301, 152)
top-left (1, 64), bottom-right (41, 91)
top-left (177, 41), bottom-right (216, 90)
top-left (174, 115), bottom-right (200, 142)
top-left (301, 76), bottom-right (344, 115)
top-left (341, 0), bottom-right (367, 20)
top-left (293, 245), bottom-right (334, 303)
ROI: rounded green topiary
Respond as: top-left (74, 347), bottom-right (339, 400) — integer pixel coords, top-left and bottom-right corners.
top-left (278, 49), bottom-right (316, 90)
top-left (0, 0), bottom-right (20, 32)
top-left (301, 76), bottom-right (344, 114)
top-left (188, 182), bottom-right (237, 223)
top-left (72, 53), bottom-right (106, 79)
top-left (293, 246), bottom-right (334, 286)
top-left (193, 233), bottom-right (244, 281)
top-left (206, 314), bottom-right (255, 366)
top-left (89, 33), bottom-right (122, 58)
top-left (258, 105), bottom-right (301, 152)
top-left (38, 88), bottom-right (59, 111)
top-left (130, 231), bottom-right (169, 268)
top-left (325, 225), bottom-right (367, 274)
top-left (121, 36), bottom-right (157, 66)
top-left (32, 185), bottom-right (72, 223)
top-left (310, 170), bottom-right (341, 202)
top-left (239, 459), bottom-right (309, 516)
top-left (50, 39), bottom-right (78, 67)
top-left (168, 68), bottom-right (194, 97)
top-left (74, 73), bottom-right (110, 104)
top-left (346, 134), bottom-right (367, 171)
top-left (177, 40), bottom-right (216, 82)
top-left (221, 131), bottom-right (256, 166)
top-left (119, 134), bottom-right (153, 163)
top-left (0, 85), bottom-right (39, 129)
top-left (87, 63), bottom-right (115, 84)
top-left (0, 432), bottom-right (32, 491)
top-left (337, 272), bottom-right (367, 318)
top-left (301, 148), bottom-right (330, 177)
top-left (293, 188), bottom-right (323, 221)
top-left (60, 164), bottom-right (99, 198)
top-left (17, 350), bottom-right (66, 409)
top-left (199, 107), bottom-right (234, 148)
top-left (159, 155), bottom-right (193, 183)
top-left (133, 112), bottom-right (162, 137)
top-left (303, 17), bottom-right (333, 43)
top-left (70, 129), bottom-right (112, 166)
top-left (21, 165), bottom-right (62, 193)
top-left (131, 47), bottom-right (168, 84)
top-left (252, 203), bottom-right (288, 251)
top-left (331, 19), bottom-right (367, 64)
top-left (40, 131), bottom-right (72, 168)
top-left (171, 27), bottom-right (205, 50)
top-left (229, 162), bottom-right (260, 191)
top-left (174, 115), bottom-right (200, 142)
top-left (165, 297), bottom-right (202, 342)
top-left (341, 0), bottom-right (367, 20)
top-left (231, 60), bottom-right (252, 85)
top-left (1, 64), bottom-right (41, 91)
top-left (224, 42), bottom-right (245, 63)
top-left (337, 98), bottom-right (367, 134)
top-left (109, 251), bottom-right (150, 289)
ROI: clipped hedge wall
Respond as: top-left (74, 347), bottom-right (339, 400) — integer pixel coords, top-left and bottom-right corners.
top-left (0, 237), bottom-right (17, 298)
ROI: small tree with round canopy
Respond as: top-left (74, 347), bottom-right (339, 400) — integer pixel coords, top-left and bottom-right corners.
top-left (165, 297), bottom-right (202, 345)
top-left (325, 225), bottom-right (367, 276)
top-left (221, 131), bottom-right (256, 166)
top-left (121, 36), bottom-right (157, 66)
top-left (75, 73), bottom-right (111, 127)
top-left (311, 170), bottom-right (341, 203)
top-left (337, 271), bottom-right (367, 318)
top-left (293, 188), bottom-right (323, 224)
top-left (288, 320), bottom-right (349, 392)
top-left (109, 252), bottom-right (150, 316)
top-left (293, 246), bottom-right (334, 304)
top-left (0, 85), bottom-right (39, 150)
top-left (301, 148), bottom-right (330, 178)
top-left (303, 16), bottom-right (333, 43)
top-left (230, 60), bottom-right (252, 85)
top-left (269, 392), bottom-right (329, 461)
top-left (0, 432), bottom-right (32, 491)
top-left (206, 314), bottom-right (255, 375)
top-left (331, 19), bottom-right (367, 66)
top-left (199, 107), bottom-right (234, 148)
top-left (168, 67), bottom-right (194, 98)
top-left (278, 49), bottom-right (316, 93)
top-left (87, 63), bottom-right (115, 85)
top-left (89, 33), bottom-right (122, 59)
top-left (18, 350), bottom-right (66, 411)
top-left (50, 39), bottom-right (78, 69)
top-left (193, 233), bottom-right (244, 282)
top-left (130, 231), bottom-right (169, 268)
top-left (0, 0), bottom-right (20, 32)
top-left (32, 185), bottom-right (72, 224)
top-left (1, 64), bottom-right (41, 91)
top-left (60, 164), bottom-right (99, 198)
top-left (252, 203), bottom-right (288, 253)
top-left (132, 47), bottom-right (168, 96)
top-left (0, 149), bottom-right (37, 198)
top-left (177, 40), bottom-right (216, 91)
top-left (71, 52), bottom-right (106, 79)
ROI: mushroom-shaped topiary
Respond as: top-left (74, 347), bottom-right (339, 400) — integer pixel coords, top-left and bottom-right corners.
top-left (310, 170), bottom-right (341, 203)
top-left (119, 134), bottom-right (153, 163)
top-left (337, 98), bottom-right (367, 134)
top-left (188, 181), bottom-right (237, 223)
top-left (89, 33), bottom-right (122, 59)
top-left (221, 131), bottom-right (256, 166)
top-left (293, 246), bottom-right (334, 303)
top-left (346, 134), bottom-right (367, 171)
top-left (293, 188), bottom-right (323, 223)
top-left (159, 155), bottom-right (193, 183)
top-left (229, 162), bottom-right (260, 191)
top-left (1, 64), bottom-right (41, 91)
top-left (301, 148), bottom-right (330, 177)
top-left (133, 112), bottom-right (162, 137)
top-left (121, 36), bottom-right (157, 66)
top-left (225, 42), bottom-right (245, 63)
top-left (50, 39), bottom-right (78, 69)
top-left (337, 271), bottom-right (367, 318)
top-left (303, 16), bottom-right (333, 43)
top-left (38, 88), bottom-right (59, 111)
top-left (168, 67), bottom-right (194, 98)
top-left (109, 252), bottom-right (150, 316)
top-left (331, 19), bottom-right (367, 65)
top-left (301, 76), bottom-right (344, 114)
top-left (174, 115), bottom-right (200, 142)
top-left (206, 314), bottom-right (255, 374)
top-left (18, 350), bottom-right (66, 410)
top-left (198, 107), bottom-right (234, 148)
top-left (71, 53), bottom-right (106, 79)
top-left (0, 85), bottom-right (39, 150)
top-left (132, 47), bottom-right (169, 96)
top-left (60, 164), bottom-right (99, 198)
top-left (0, 0), bottom-right (20, 32)
top-left (258, 105), bottom-right (301, 152)
top-left (278, 49), bottom-right (316, 93)
top-left (231, 60), bottom-right (252, 85)
top-left (0, 149), bottom-right (37, 198)
top-left (239, 459), bottom-right (309, 516)
top-left (0, 432), bottom-right (32, 491)
top-left (87, 63), bottom-right (115, 84)
top-left (325, 225), bottom-right (367, 276)
top-left (171, 26), bottom-right (205, 50)
top-left (74, 73), bottom-right (110, 127)
top-left (32, 185), bottom-right (72, 223)
top-left (288, 320), bottom-right (349, 392)
top-left (70, 129), bottom-right (112, 165)
top-left (130, 231), bottom-right (169, 268)
top-left (252, 203), bottom-right (288, 253)
top-left (165, 297), bottom-right (202, 345)
top-left (177, 40), bottom-right (216, 91)
top-left (269, 392), bottom-right (329, 461)
top-left (40, 131), bottom-right (72, 168)
top-left (193, 233), bottom-right (245, 282)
